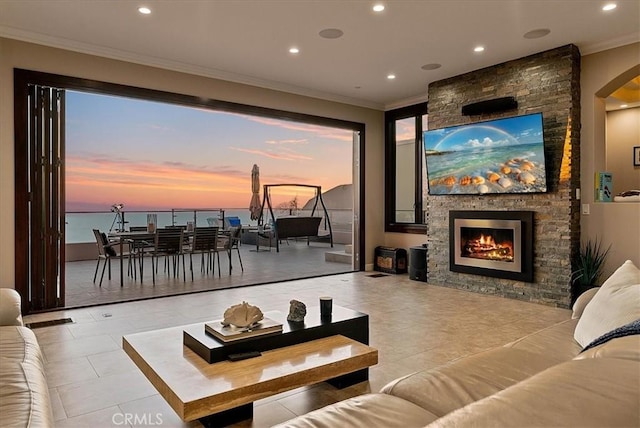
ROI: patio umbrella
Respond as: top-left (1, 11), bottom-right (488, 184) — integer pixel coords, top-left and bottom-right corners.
top-left (249, 164), bottom-right (261, 220)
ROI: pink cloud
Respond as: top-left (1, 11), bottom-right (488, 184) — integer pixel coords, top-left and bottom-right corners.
top-left (241, 116), bottom-right (353, 142)
top-left (65, 154), bottom-right (257, 209)
top-left (230, 147), bottom-right (313, 161)
top-left (265, 139), bottom-right (308, 145)
top-left (395, 119), bottom-right (416, 142)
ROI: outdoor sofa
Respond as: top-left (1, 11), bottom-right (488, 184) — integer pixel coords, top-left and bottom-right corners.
top-left (274, 216), bottom-right (324, 251)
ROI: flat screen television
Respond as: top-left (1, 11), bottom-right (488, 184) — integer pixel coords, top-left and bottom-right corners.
top-left (424, 112), bottom-right (547, 195)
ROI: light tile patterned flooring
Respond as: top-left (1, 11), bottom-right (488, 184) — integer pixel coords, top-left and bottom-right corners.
top-left (24, 272), bottom-right (571, 428)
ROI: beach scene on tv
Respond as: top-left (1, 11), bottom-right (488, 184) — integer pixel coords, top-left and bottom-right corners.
top-left (424, 113), bottom-right (547, 195)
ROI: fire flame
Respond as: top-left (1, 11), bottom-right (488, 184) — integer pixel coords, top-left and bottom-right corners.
top-left (462, 232), bottom-right (514, 262)
top-left (479, 234), bottom-right (495, 246)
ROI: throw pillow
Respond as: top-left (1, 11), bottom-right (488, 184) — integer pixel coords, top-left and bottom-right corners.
top-left (580, 318), bottom-right (640, 353)
top-left (574, 260), bottom-right (640, 347)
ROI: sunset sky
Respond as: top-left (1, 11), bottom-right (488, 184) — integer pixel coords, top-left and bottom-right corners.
top-left (66, 91), bottom-right (354, 212)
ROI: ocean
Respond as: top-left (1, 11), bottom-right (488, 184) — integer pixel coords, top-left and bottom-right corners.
top-left (425, 143), bottom-right (547, 194)
top-left (66, 209), bottom-right (254, 244)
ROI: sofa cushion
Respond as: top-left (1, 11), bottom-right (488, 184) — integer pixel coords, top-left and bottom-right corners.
top-left (0, 326), bottom-right (45, 365)
top-left (0, 289), bottom-right (24, 326)
top-left (571, 286), bottom-right (599, 319)
top-left (380, 347), bottom-right (561, 418)
top-left (0, 326), bottom-right (54, 428)
top-left (426, 358), bottom-right (640, 428)
top-left (574, 260), bottom-right (640, 347)
top-left (575, 335), bottom-right (640, 362)
top-left (0, 360), bottom-right (54, 428)
top-left (504, 318), bottom-right (580, 360)
top-left (273, 393), bottom-right (438, 428)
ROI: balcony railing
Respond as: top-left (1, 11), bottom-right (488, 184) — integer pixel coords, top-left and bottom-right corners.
top-left (65, 208), bottom-right (353, 244)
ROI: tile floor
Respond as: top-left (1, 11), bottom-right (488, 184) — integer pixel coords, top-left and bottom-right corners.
top-left (24, 272), bottom-right (571, 427)
top-left (64, 241), bottom-right (352, 308)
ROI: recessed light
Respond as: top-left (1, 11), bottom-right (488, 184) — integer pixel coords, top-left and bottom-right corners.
top-left (620, 104), bottom-right (628, 108)
top-left (602, 3), bottom-right (617, 11)
top-left (289, 47), bottom-right (300, 54)
top-left (474, 46), bottom-right (485, 53)
top-left (319, 28), bottom-right (344, 39)
top-left (524, 28), bottom-right (551, 39)
top-left (373, 4), bottom-right (385, 12)
top-left (421, 63), bottom-right (442, 71)
top-left (387, 74), bottom-right (396, 80)
top-left (138, 6), bottom-right (151, 14)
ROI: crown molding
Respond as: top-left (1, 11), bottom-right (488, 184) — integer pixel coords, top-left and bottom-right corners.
top-left (580, 32), bottom-right (640, 56)
top-left (384, 93), bottom-right (429, 111)
top-left (0, 28), bottom-right (385, 111)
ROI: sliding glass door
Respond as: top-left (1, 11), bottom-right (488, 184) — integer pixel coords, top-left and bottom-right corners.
top-left (14, 68), bottom-right (365, 312)
top-left (15, 79), bottom-right (66, 311)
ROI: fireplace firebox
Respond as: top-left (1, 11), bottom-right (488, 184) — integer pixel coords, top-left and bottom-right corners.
top-left (449, 211), bottom-right (533, 282)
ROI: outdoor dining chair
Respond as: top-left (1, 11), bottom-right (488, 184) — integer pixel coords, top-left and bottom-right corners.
top-left (225, 225), bottom-right (244, 273)
top-left (151, 228), bottom-right (186, 284)
top-left (186, 226), bottom-right (221, 280)
top-left (127, 226), bottom-right (155, 280)
top-left (92, 228), bottom-right (134, 286)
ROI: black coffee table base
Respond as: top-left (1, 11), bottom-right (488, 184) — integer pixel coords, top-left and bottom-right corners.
top-left (198, 367), bottom-right (368, 427)
top-left (199, 403), bottom-right (253, 428)
top-left (327, 367), bottom-right (369, 389)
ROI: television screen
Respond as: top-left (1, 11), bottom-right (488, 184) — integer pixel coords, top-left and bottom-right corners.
top-left (424, 113), bottom-right (547, 195)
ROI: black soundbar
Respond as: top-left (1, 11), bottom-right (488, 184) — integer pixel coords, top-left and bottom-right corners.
top-left (461, 97), bottom-right (517, 116)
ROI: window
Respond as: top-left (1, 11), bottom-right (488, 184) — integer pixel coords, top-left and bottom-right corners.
top-left (385, 103), bottom-right (428, 233)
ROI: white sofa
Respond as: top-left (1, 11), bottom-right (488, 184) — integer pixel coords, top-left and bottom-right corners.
top-left (276, 260), bottom-right (640, 428)
top-left (0, 289), bottom-right (54, 428)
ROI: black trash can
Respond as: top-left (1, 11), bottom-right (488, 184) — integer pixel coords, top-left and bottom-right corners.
top-left (409, 246), bottom-right (428, 282)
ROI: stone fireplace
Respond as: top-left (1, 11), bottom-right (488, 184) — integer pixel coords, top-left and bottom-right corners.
top-left (449, 211), bottom-right (533, 282)
top-left (425, 45), bottom-right (581, 307)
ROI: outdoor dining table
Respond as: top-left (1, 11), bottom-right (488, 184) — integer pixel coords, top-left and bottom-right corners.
top-left (108, 230), bottom-right (155, 286)
top-left (108, 228), bottom-right (235, 286)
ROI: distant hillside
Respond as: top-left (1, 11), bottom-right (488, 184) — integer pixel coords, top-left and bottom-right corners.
top-left (302, 184), bottom-right (352, 210)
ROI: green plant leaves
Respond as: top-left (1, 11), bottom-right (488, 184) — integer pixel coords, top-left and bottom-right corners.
top-left (571, 238), bottom-right (611, 287)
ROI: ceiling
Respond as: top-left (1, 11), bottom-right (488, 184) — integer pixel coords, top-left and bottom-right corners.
top-left (0, 0), bottom-right (638, 110)
top-left (606, 75), bottom-right (640, 111)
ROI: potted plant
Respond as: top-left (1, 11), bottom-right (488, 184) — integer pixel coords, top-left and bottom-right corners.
top-left (570, 238), bottom-right (611, 305)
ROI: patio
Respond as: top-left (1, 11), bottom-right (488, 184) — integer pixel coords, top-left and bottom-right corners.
top-left (64, 241), bottom-right (352, 308)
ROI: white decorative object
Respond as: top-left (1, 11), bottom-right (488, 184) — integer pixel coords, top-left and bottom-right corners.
top-left (221, 301), bottom-right (264, 328)
top-left (147, 214), bottom-right (157, 233)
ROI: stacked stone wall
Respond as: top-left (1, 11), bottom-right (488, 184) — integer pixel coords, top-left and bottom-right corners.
top-left (426, 45), bottom-right (581, 307)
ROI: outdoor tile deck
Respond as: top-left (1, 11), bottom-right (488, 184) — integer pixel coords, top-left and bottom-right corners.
top-left (65, 241), bottom-right (351, 308)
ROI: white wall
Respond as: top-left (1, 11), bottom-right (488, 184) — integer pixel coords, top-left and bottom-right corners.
top-left (606, 107), bottom-right (640, 194)
top-left (581, 42), bottom-right (640, 275)
top-left (0, 37), bottom-right (385, 288)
